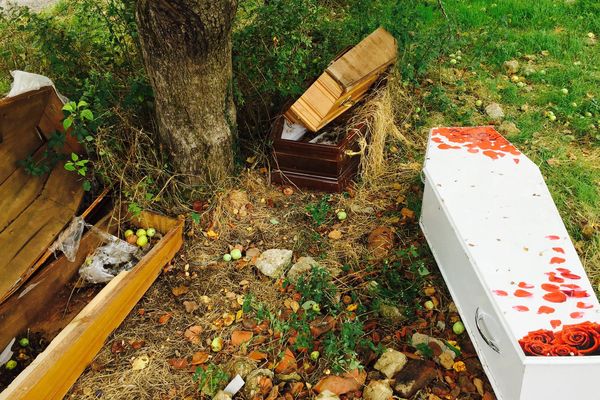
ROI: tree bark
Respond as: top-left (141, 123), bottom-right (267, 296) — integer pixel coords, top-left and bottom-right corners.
top-left (136, 0), bottom-right (237, 185)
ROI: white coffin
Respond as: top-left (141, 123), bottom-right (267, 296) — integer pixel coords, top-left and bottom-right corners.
top-left (420, 126), bottom-right (600, 400)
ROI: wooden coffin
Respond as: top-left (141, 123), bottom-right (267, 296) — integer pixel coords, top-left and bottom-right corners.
top-left (271, 116), bottom-right (366, 192)
top-left (420, 126), bottom-right (600, 400)
top-left (0, 86), bottom-right (184, 399)
top-left (284, 27), bottom-right (396, 132)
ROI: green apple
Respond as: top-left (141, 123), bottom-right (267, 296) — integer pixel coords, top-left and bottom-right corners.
top-left (5, 360), bottom-right (17, 370)
top-left (453, 321), bottom-right (465, 335)
top-left (223, 254), bottom-right (232, 262)
top-left (124, 229), bottom-right (134, 238)
top-left (146, 228), bottom-right (156, 237)
top-left (230, 249), bottom-right (242, 260)
top-left (19, 338), bottom-right (29, 347)
top-left (310, 351), bottom-right (320, 361)
top-left (136, 235), bottom-right (149, 247)
top-left (424, 300), bottom-right (435, 310)
top-left (337, 211), bottom-right (347, 221)
top-left (136, 228), bottom-right (147, 237)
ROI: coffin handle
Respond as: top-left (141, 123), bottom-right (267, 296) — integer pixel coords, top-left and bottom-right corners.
top-left (475, 307), bottom-right (501, 354)
top-left (344, 149), bottom-right (363, 157)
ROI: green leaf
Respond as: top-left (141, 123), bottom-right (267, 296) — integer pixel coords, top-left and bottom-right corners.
top-left (71, 153), bottom-right (79, 161)
top-left (80, 109), bottom-right (94, 121)
top-left (63, 117), bottom-right (73, 130)
top-left (82, 180), bottom-right (92, 191)
top-left (77, 100), bottom-right (89, 109)
top-left (85, 135), bottom-right (94, 142)
top-left (190, 212), bottom-right (200, 224)
top-left (62, 102), bottom-right (75, 112)
top-left (64, 163), bottom-right (76, 171)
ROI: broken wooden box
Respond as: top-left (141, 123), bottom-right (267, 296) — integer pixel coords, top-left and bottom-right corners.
top-left (420, 126), bottom-right (600, 400)
top-left (272, 27), bottom-right (397, 192)
top-left (0, 85), bottom-right (183, 399)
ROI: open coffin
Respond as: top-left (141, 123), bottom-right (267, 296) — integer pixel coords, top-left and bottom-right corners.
top-left (0, 82), bottom-right (184, 399)
top-left (420, 126), bottom-right (600, 400)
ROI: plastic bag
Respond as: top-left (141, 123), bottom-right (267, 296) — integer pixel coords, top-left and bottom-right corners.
top-left (7, 70), bottom-right (68, 103)
top-left (78, 225), bottom-right (139, 284)
top-left (48, 217), bottom-right (85, 262)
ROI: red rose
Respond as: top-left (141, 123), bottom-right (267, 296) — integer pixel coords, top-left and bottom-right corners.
top-left (519, 340), bottom-right (553, 356)
top-left (521, 329), bottom-right (555, 344)
top-left (556, 322), bottom-right (600, 355)
top-left (550, 343), bottom-right (580, 356)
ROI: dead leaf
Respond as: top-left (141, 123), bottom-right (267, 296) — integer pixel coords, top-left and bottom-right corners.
top-left (172, 285), bottom-right (190, 297)
top-left (282, 187), bottom-right (294, 196)
top-left (231, 330), bottom-right (254, 346)
top-left (131, 354), bottom-right (150, 371)
top-left (401, 207), bottom-right (415, 220)
top-left (206, 229), bottom-right (219, 239)
top-left (168, 358), bottom-right (188, 370)
top-left (191, 351), bottom-right (210, 365)
top-left (223, 312), bottom-right (235, 326)
top-left (183, 301), bottom-right (199, 313)
top-left (328, 230), bottom-right (342, 240)
top-left (111, 339), bottom-right (126, 354)
top-left (274, 347), bottom-right (297, 374)
top-left (248, 350), bottom-right (268, 361)
top-left (130, 340), bottom-right (146, 350)
top-left (158, 313), bottom-right (172, 325)
top-left (367, 226), bottom-right (395, 259)
top-left (184, 326), bottom-right (203, 344)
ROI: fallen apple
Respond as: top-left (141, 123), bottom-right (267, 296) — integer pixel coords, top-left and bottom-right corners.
top-left (453, 321), bottom-right (465, 335)
top-left (230, 249), bottom-right (242, 260)
top-left (5, 360), bottom-right (17, 370)
top-left (19, 338), bottom-right (29, 347)
top-left (126, 234), bottom-right (138, 245)
top-left (310, 351), bottom-right (320, 361)
top-left (136, 228), bottom-right (147, 237)
top-left (124, 229), bottom-right (134, 238)
top-left (424, 300), bottom-right (435, 310)
top-left (337, 211), bottom-right (347, 221)
top-left (211, 337), bottom-right (223, 352)
top-left (137, 235), bottom-right (149, 247)
top-left (146, 228), bottom-right (156, 237)
top-left (223, 253), bottom-right (232, 262)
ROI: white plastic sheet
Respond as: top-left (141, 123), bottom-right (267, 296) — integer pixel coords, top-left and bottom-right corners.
top-left (7, 70), bottom-right (68, 102)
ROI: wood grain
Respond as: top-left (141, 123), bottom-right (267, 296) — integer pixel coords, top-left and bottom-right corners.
top-left (0, 215), bottom-right (184, 400)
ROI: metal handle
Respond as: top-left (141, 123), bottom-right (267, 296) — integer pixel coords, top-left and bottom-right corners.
top-left (475, 307), bottom-right (500, 353)
top-left (341, 96), bottom-right (355, 107)
top-left (344, 149), bottom-right (363, 157)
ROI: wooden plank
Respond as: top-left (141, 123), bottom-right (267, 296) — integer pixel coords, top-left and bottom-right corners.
top-left (37, 89), bottom-right (83, 154)
top-left (0, 213), bottom-right (112, 351)
top-left (326, 27), bottom-right (397, 89)
top-left (0, 88), bottom-right (50, 184)
top-left (0, 164), bottom-right (47, 232)
top-left (0, 160), bottom-right (84, 302)
top-left (0, 217), bottom-right (184, 400)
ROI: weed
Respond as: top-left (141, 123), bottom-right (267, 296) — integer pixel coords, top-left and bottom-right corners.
top-left (193, 363), bottom-right (230, 397)
top-left (306, 195), bottom-right (331, 226)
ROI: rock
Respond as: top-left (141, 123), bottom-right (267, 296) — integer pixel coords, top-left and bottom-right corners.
top-left (212, 390), bottom-right (232, 400)
top-left (243, 369), bottom-right (274, 399)
top-left (498, 121), bottom-right (520, 137)
top-left (316, 390), bottom-right (340, 400)
top-left (485, 103), bottom-right (505, 120)
top-left (226, 358), bottom-right (256, 379)
top-left (287, 256), bottom-right (318, 282)
top-left (411, 333), bottom-right (456, 369)
top-left (368, 226), bottom-right (395, 259)
top-left (363, 380), bottom-right (393, 400)
top-left (503, 59), bottom-right (519, 74)
top-left (373, 349), bottom-right (407, 379)
top-left (378, 303), bottom-right (405, 322)
top-left (255, 249), bottom-right (293, 278)
top-left (314, 369), bottom-right (367, 395)
top-left (393, 359), bottom-right (437, 398)
top-left (522, 65), bottom-right (536, 76)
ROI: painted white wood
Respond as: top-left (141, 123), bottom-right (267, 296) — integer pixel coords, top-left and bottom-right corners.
top-left (420, 126), bottom-right (600, 400)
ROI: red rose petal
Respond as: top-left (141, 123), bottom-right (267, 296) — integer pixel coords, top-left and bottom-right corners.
top-left (550, 257), bottom-right (566, 264)
top-left (543, 292), bottom-right (567, 303)
top-left (513, 305), bottom-right (529, 312)
top-left (576, 302), bottom-right (593, 309)
top-left (541, 283), bottom-right (560, 292)
top-left (518, 282), bottom-right (534, 289)
top-left (550, 320), bottom-right (562, 329)
top-left (556, 268), bottom-right (571, 273)
top-left (548, 275), bottom-right (565, 283)
top-left (561, 284), bottom-right (581, 289)
top-left (438, 143), bottom-right (460, 150)
top-left (570, 312), bottom-right (584, 319)
top-left (546, 235), bottom-right (560, 240)
top-left (538, 306), bottom-right (555, 314)
top-left (552, 247), bottom-right (565, 254)
top-left (560, 272), bottom-right (581, 280)
top-left (493, 290), bottom-right (508, 296)
top-left (573, 290), bottom-right (589, 298)
top-left (514, 289), bottom-right (533, 297)
top-left (513, 158), bottom-right (520, 164)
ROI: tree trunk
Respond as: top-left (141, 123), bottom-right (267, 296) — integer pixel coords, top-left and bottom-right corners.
top-left (136, 0), bottom-right (237, 185)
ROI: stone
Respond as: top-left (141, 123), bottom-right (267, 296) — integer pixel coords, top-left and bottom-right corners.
top-left (373, 349), bottom-right (407, 379)
top-left (243, 369), bottom-right (274, 399)
top-left (255, 249), bottom-right (293, 278)
top-left (287, 256), bottom-right (318, 282)
top-left (316, 390), bottom-right (340, 400)
top-left (363, 380), bottom-right (393, 400)
top-left (378, 303), bottom-right (405, 322)
top-left (212, 390), bottom-right (232, 400)
top-left (522, 65), bottom-right (536, 76)
top-left (498, 121), bottom-right (520, 137)
top-left (438, 351), bottom-right (455, 370)
top-left (393, 359), bottom-right (437, 398)
top-left (314, 369), bottom-right (367, 395)
top-left (411, 333), bottom-right (456, 369)
top-left (227, 357), bottom-right (256, 379)
top-left (485, 103), bottom-right (505, 120)
top-left (503, 59), bottom-right (519, 74)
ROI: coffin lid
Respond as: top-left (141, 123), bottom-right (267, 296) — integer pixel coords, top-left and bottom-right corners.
top-left (0, 86), bottom-right (84, 304)
top-left (423, 126), bottom-right (600, 346)
top-left (284, 27), bottom-right (397, 132)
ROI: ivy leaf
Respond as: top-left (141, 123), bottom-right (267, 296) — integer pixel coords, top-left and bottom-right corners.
top-left (71, 153), bottom-right (79, 161)
top-left (62, 102), bottom-right (76, 112)
top-left (77, 100), bottom-right (89, 109)
top-left (81, 109), bottom-right (94, 121)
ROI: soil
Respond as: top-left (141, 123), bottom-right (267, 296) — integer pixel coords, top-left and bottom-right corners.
top-left (0, 332), bottom-right (49, 392)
